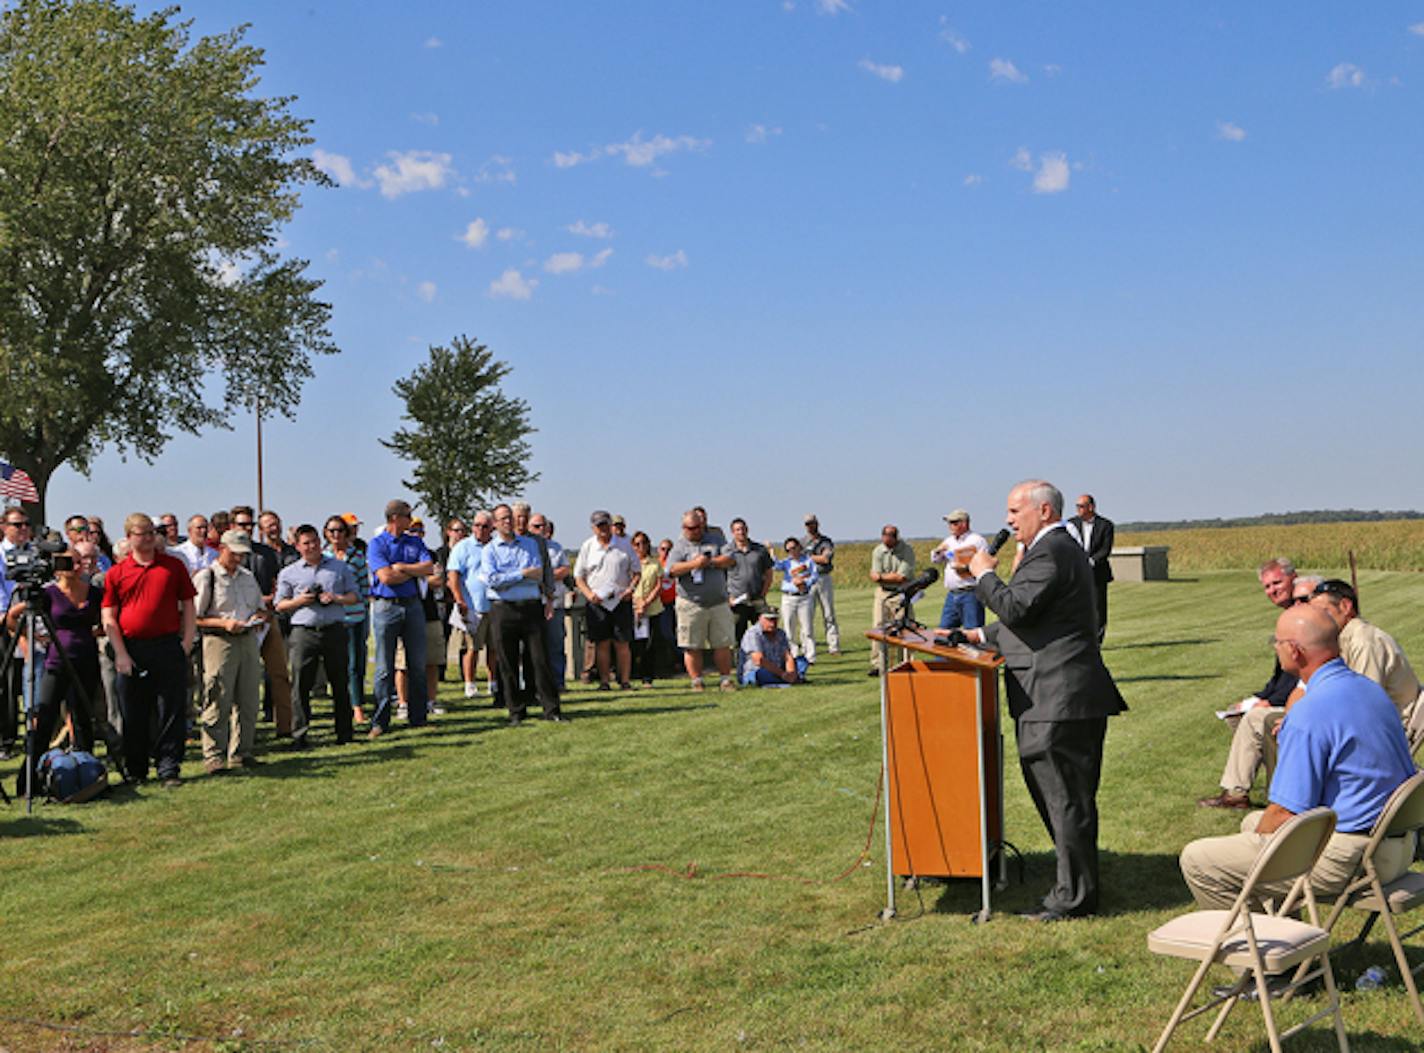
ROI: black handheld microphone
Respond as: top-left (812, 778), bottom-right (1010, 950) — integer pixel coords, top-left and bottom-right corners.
top-left (894, 567), bottom-right (939, 596)
top-left (986, 528), bottom-right (1012, 556)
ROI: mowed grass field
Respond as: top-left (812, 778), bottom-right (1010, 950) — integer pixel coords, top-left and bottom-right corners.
top-left (3, 562), bottom-right (1424, 1050)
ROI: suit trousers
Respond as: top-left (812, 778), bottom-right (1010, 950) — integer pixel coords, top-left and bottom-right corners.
top-left (116, 635), bottom-right (188, 782)
top-left (1093, 579), bottom-right (1109, 643)
top-left (289, 623), bottom-right (353, 743)
top-left (490, 600), bottom-right (560, 720)
top-left (1016, 716), bottom-right (1108, 916)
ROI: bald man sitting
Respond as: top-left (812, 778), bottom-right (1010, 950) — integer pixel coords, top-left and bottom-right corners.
top-left (1179, 605), bottom-right (1416, 910)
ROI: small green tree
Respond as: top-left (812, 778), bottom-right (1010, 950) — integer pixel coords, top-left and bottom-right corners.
top-left (0, 0), bottom-right (336, 522)
top-left (383, 335), bottom-right (538, 526)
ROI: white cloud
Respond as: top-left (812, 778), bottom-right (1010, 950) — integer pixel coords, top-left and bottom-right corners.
top-left (476, 155), bottom-right (516, 185)
top-left (1043, 63), bottom-right (1063, 77)
top-left (817, 0), bottom-right (851, 13)
top-left (1409, 22), bottom-right (1424, 36)
top-left (746, 123), bottom-right (783, 144)
top-left (424, 36), bottom-right (442, 48)
top-left (989, 58), bottom-right (1028, 84)
top-left (544, 252), bottom-right (584, 274)
top-left (552, 132), bottom-right (711, 170)
top-left (488, 268), bottom-right (537, 300)
top-left (591, 283), bottom-right (613, 296)
top-left (1217, 121), bottom-right (1247, 142)
top-left (460, 218), bottom-right (490, 249)
top-left (496, 227), bottom-right (522, 242)
top-left (312, 149), bottom-right (366, 188)
top-left (938, 18), bottom-right (969, 54)
top-left (590, 247), bottom-right (613, 268)
top-left (858, 59), bottom-right (904, 83)
top-left (373, 150), bottom-right (454, 198)
top-left (567, 219), bottom-right (614, 239)
top-left (1010, 147), bottom-right (1033, 172)
top-left (1326, 62), bottom-right (1366, 89)
top-left (645, 250), bottom-right (688, 271)
top-left (411, 112), bottom-right (439, 126)
top-left (416, 281), bottom-right (437, 303)
top-left (1032, 152), bottom-right (1070, 194)
top-left (963, 174), bottom-right (983, 187)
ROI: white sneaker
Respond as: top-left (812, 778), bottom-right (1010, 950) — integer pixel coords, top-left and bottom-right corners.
top-left (396, 704), bottom-right (408, 722)
top-left (430, 702), bottom-right (447, 716)
top-left (464, 681), bottom-right (479, 698)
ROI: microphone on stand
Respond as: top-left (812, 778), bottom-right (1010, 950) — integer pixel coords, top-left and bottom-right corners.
top-left (892, 567), bottom-right (939, 597)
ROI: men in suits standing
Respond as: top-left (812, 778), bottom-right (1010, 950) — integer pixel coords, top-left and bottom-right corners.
top-left (1066, 494), bottom-right (1114, 643)
top-left (957, 480), bottom-right (1127, 921)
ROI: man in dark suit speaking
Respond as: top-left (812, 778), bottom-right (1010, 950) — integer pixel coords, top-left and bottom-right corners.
top-left (955, 480), bottom-right (1127, 921)
top-left (1066, 493), bottom-right (1114, 643)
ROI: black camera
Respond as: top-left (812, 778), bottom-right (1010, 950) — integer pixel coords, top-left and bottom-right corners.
top-left (3, 537), bottom-right (65, 587)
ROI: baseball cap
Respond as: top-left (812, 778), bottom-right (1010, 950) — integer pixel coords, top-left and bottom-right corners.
top-left (611, 514), bottom-right (626, 526)
top-left (220, 529), bottom-right (253, 553)
top-left (944, 509), bottom-right (970, 522)
top-left (591, 510), bottom-right (612, 526)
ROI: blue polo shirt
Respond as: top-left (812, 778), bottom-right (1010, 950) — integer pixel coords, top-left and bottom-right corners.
top-left (1271, 658), bottom-right (1415, 833)
top-left (479, 534), bottom-right (543, 603)
top-left (448, 536), bottom-right (490, 614)
top-left (367, 529), bottom-right (433, 600)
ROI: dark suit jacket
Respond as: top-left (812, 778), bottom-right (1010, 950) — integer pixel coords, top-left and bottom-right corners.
top-left (976, 526), bottom-right (1127, 723)
top-left (1067, 514), bottom-right (1114, 585)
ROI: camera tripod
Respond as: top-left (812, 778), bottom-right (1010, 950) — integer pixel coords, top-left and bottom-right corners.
top-left (0, 581), bottom-right (103, 813)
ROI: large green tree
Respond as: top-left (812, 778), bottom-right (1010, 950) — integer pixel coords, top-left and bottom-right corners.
top-left (383, 335), bottom-right (538, 527)
top-left (0, 0), bottom-right (336, 523)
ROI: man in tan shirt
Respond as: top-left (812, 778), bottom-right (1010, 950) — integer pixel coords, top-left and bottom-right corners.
top-left (193, 530), bottom-right (269, 773)
top-left (1309, 579), bottom-right (1420, 715)
top-left (868, 524), bottom-right (915, 676)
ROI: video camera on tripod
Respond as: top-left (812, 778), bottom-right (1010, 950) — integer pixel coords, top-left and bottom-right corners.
top-left (4, 536), bottom-right (71, 594)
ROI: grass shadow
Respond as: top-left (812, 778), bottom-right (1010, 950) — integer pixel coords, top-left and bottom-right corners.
top-left (1116, 673), bottom-right (1223, 684)
top-left (0, 813), bottom-right (87, 837)
top-left (1105, 638), bottom-right (1221, 651)
top-left (925, 850), bottom-right (1193, 917)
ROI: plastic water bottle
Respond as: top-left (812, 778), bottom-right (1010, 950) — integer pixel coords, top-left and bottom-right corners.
top-left (1355, 966), bottom-right (1387, 991)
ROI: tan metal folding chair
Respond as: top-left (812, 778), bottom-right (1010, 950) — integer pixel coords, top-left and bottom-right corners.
top-left (1290, 770), bottom-right (1424, 1026)
top-left (1147, 807), bottom-right (1347, 1053)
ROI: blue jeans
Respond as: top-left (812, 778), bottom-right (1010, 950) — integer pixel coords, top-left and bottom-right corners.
top-left (347, 615), bottom-right (368, 711)
top-left (741, 656), bottom-right (809, 687)
top-left (938, 590), bottom-right (985, 631)
top-left (371, 598), bottom-right (426, 730)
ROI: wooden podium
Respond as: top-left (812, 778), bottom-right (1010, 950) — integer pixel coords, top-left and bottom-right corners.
top-left (867, 627), bottom-right (1006, 922)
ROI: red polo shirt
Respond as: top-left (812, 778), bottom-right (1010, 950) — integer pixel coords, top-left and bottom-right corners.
top-left (102, 551), bottom-right (196, 639)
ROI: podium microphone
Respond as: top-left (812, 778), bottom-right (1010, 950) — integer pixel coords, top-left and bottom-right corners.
top-left (986, 528), bottom-right (1012, 556)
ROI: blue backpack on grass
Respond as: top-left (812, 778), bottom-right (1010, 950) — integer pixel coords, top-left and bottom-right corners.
top-left (35, 748), bottom-right (109, 803)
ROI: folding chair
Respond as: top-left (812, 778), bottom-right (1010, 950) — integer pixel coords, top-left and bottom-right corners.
top-left (1293, 770), bottom-right (1424, 1026)
top-left (1147, 807), bottom-right (1347, 1053)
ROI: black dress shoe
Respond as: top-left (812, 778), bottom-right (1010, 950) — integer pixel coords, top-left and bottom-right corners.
top-left (508, 715), bottom-right (524, 727)
top-left (543, 714), bottom-right (570, 723)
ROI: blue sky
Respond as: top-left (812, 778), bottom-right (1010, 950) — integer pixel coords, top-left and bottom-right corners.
top-left (44, 2), bottom-right (1424, 542)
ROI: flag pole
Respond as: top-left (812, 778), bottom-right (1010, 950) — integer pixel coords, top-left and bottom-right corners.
top-left (255, 396), bottom-right (265, 515)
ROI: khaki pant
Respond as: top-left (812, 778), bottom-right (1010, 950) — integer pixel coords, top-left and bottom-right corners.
top-left (200, 632), bottom-right (262, 765)
top-left (1219, 704), bottom-right (1284, 795)
top-left (870, 587), bottom-right (912, 673)
top-left (260, 625), bottom-right (296, 735)
top-left (1180, 809), bottom-right (1413, 910)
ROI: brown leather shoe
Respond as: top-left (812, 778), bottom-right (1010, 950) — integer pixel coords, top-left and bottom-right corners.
top-left (1197, 790), bottom-right (1251, 809)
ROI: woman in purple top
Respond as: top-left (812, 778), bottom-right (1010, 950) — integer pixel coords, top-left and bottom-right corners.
top-left (4, 546), bottom-right (113, 785)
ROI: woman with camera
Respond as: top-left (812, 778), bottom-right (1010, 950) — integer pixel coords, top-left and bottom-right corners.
top-left (4, 544), bottom-right (113, 791)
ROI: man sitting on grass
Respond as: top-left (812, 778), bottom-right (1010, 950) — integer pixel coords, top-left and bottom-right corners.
top-left (740, 608), bottom-right (807, 688)
top-left (1179, 604), bottom-right (1415, 911)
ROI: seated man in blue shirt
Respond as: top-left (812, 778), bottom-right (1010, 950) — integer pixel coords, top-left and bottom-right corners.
top-left (740, 608), bottom-right (808, 688)
top-left (1179, 604), bottom-right (1416, 910)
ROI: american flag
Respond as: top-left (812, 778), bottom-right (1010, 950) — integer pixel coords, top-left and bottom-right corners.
top-left (0, 461), bottom-right (39, 503)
